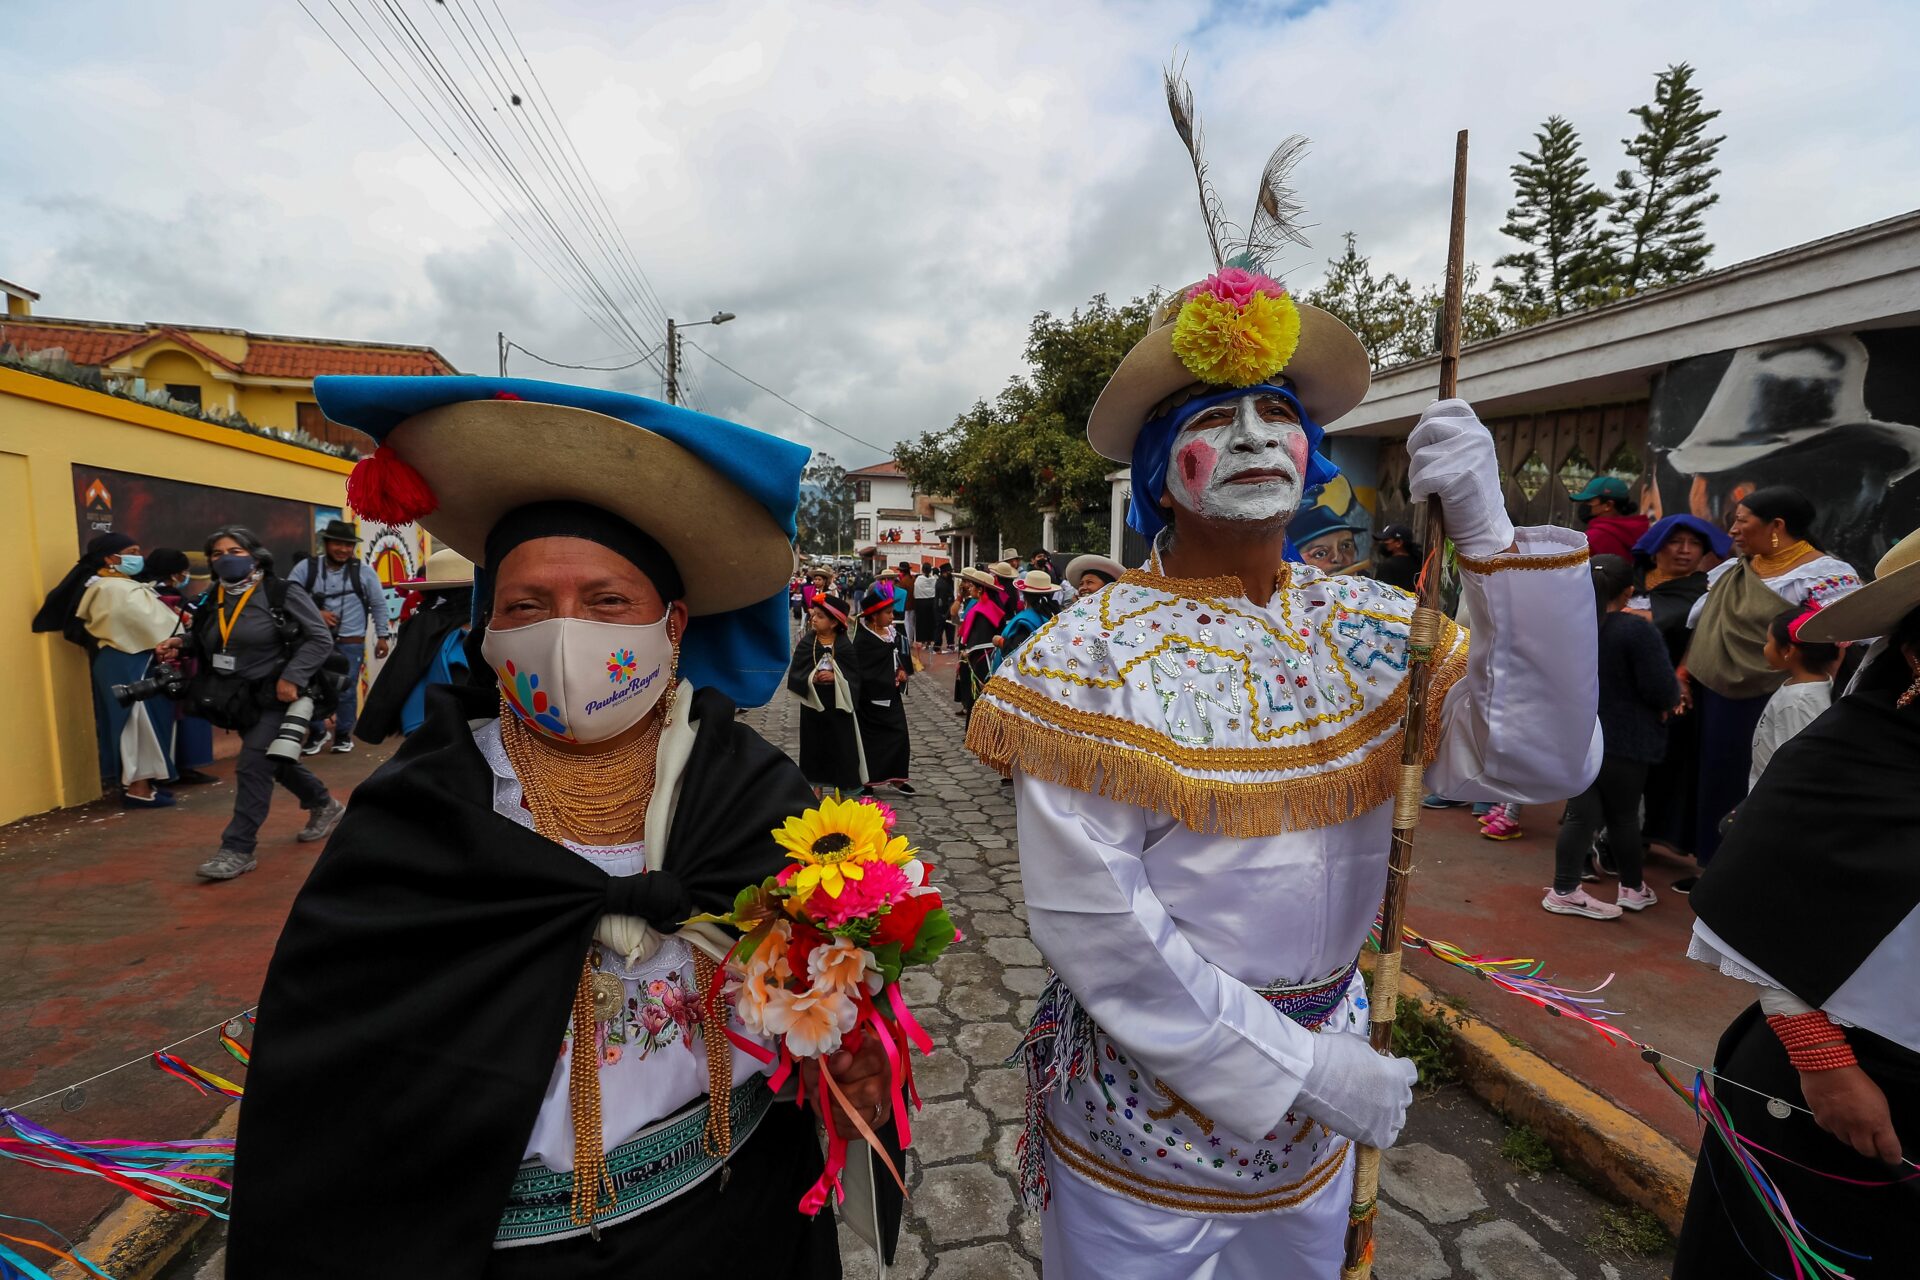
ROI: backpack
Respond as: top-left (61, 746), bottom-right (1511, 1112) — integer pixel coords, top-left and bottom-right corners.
top-left (297, 556), bottom-right (374, 627)
top-left (187, 577), bottom-right (345, 729)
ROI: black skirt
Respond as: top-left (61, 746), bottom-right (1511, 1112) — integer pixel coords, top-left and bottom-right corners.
top-left (1674, 1003), bottom-right (1920, 1279)
top-left (483, 1100), bottom-right (840, 1280)
top-left (798, 703), bottom-right (864, 791)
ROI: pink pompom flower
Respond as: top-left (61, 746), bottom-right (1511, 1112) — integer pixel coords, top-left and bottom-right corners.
top-left (1191, 267), bottom-right (1285, 309)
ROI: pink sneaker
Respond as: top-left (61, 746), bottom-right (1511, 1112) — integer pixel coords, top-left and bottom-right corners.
top-left (1617, 884), bottom-right (1658, 912)
top-left (1481, 811), bottom-right (1523, 841)
top-left (1542, 888), bottom-right (1623, 920)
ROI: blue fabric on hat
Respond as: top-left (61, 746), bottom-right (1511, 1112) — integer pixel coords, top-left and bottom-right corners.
top-left (313, 375), bottom-right (808, 708)
top-left (1287, 499), bottom-right (1363, 546)
top-left (1125, 384), bottom-right (1339, 563)
top-left (1633, 513), bottom-right (1732, 561)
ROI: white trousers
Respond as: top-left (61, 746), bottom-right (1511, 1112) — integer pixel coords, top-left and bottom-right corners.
top-left (1039, 1149), bottom-right (1355, 1280)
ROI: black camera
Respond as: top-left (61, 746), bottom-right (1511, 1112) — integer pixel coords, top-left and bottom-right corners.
top-left (112, 663), bottom-right (191, 707)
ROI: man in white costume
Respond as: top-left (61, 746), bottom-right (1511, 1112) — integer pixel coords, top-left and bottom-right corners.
top-left (964, 74), bottom-right (1601, 1280)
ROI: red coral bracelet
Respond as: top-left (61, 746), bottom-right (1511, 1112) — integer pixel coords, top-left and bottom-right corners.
top-left (1787, 1043), bottom-right (1859, 1073)
top-left (1768, 1012), bottom-right (1857, 1071)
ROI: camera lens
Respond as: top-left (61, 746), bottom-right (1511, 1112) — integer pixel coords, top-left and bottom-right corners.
top-left (266, 696), bottom-right (317, 762)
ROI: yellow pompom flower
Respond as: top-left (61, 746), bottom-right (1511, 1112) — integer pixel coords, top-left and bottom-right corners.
top-left (1170, 289), bottom-right (1302, 388)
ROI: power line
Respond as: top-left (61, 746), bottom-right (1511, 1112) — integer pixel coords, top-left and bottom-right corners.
top-left (685, 338), bottom-right (892, 456)
top-left (505, 339), bottom-right (663, 372)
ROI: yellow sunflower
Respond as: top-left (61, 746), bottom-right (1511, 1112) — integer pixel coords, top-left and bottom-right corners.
top-left (773, 796), bottom-right (897, 903)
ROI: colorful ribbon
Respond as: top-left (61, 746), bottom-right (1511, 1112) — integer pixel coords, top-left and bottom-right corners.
top-left (150, 1052), bottom-right (243, 1100)
top-left (0, 1111), bottom-right (232, 1218)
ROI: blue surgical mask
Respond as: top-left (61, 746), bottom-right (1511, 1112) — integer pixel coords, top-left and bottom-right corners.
top-left (213, 553), bottom-right (255, 584)
top-left (115, 554), bottom-right (145, 577)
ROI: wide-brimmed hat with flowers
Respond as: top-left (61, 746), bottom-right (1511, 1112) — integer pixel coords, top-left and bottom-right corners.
top-left (1088, 69), bottom-right (1369, 471)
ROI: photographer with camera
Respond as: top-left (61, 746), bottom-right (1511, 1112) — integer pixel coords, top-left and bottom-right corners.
top-left (157, 526), bottom-right (346, 881)
top-left (74, 537), bottom-right (179, 808)
top-left (294, 519), bottom-right (392, 755)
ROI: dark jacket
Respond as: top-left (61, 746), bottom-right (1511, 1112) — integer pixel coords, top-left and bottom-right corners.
top-left (1596, 611), bottom-right (1681, 763)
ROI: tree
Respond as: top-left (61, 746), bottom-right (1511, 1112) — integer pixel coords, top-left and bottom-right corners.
top-left (1607, 63), bottom-right (1724, 294)
top-left (894, 293), bottom-right (1157, 555)
top-left (1303, 233), bottom-right (1417, 366)
top-left (796, 454), bottom-right (855, 555)
top-left (1495, 115), bottom-right (1614, 317)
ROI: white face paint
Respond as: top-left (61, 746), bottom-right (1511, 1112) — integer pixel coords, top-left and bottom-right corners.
top-left (1164, 392), bottom-right (1310, 524)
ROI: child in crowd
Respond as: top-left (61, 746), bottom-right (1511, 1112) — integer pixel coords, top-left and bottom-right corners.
top-left (1748, 607), bottom-right (1840, 791)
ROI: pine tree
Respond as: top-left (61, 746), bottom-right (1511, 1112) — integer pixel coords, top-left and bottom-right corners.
top-left (1608, 63), bottom-right (1724, 293)
top-left (1494, 116), bottom-right (1613, 317)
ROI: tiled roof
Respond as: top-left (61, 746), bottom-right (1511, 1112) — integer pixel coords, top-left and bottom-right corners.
top-left (0, 317), bottom-right (454, 380)
top-left (846, 459), bottom-right (905, 477)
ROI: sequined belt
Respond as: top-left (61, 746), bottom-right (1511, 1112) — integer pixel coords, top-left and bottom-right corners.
top-left (494, 1079), bottom-right (772, 1247)
top-left (1012, 963), bottom-right (1361, 1210)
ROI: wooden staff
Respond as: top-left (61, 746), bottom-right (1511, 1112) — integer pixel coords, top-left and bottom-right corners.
top-left (1340, 127), bottom-right (1469, 1280)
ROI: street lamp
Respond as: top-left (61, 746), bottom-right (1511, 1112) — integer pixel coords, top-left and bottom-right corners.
top-left (665, 310), bottom-right (736, 405)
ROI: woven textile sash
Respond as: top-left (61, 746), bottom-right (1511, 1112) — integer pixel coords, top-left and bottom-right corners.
top-left (1012, 962), bottom-right (1359, 1208)
top-left (495, 1078), bottom-right (772, 1247)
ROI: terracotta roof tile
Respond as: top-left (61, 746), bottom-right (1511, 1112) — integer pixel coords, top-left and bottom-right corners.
top-left (240, 342), bottom-right (453, 378)
top-left (846, 459), bottom-right (905, 477)
top-left (0, 322), bottom-right (147, 366)
top-left (0, 317), bottom-right (455, 380)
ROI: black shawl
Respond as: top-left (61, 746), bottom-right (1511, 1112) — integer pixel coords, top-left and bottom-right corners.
top-left (1692, 676), bottom-right (1920, 1008)
top-left (227, 683), bottom-right (815, 1278)
top-left (354, 597), bottom-right (470, 744)
top-left (1639, 568), bottom-right (1709, 664)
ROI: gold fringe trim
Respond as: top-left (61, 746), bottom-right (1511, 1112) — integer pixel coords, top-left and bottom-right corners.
top-left (966, 639), bottom-right (1466, 836)
top-left (1456, 545), bottom-right (1591, 575)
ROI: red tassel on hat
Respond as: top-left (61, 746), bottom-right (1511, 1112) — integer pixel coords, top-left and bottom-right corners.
top-left (347, 446), bottom-right (438, 525)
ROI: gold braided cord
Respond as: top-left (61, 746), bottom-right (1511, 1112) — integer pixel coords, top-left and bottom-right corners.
top-left (693, 951), bottom-right (734, 1159)
top-left (965, 640), bottom-right (1470, 837)
top-left (1454, 545), bottom-right (1591, 575)
top-left (1391, 762), bottom-right (1426, 830)
top-left (568, 958), bottom-right (614, 1226)
top-left (1367, 951), bottom-right (1402, 1028)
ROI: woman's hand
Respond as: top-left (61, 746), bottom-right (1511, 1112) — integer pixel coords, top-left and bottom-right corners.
top-left (812, 670), bottom-right (835, 685)
top-left (895, 669), bottom-right (909, 688)
top-left (1801, 1065), bottom-right (1903, 1164)
top-left (156, 636), bottom-right (184, 661)
top-left (1673, 665), bottom-right (1692, 716)
top-left (799, 1035), bottom-right (893, 1134)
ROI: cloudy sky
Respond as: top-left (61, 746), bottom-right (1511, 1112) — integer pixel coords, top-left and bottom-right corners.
top-left (6, 0), bottom-right (1917, 465)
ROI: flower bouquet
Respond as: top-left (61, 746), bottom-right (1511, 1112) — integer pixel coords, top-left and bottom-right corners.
top-left (690, 795), bottom-right (958, 1214)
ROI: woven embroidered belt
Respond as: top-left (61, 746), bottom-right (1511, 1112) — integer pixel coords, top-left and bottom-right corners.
top-left (1013, 962), bottom-right (1361, 1211)
top-left (494, 1078), bottom-right (772, 1247)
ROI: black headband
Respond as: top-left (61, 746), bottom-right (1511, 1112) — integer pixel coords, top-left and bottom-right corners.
top-left (483, 500), bottom-right (685, 603)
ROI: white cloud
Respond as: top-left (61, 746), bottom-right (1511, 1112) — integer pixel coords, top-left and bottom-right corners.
top-left (3, 0), bottom-right (1915, 466)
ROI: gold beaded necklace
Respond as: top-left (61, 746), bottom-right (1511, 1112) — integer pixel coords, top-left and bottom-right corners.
top-left (1750, 539), bottom-right (1816, 578)
top-left (497, 692), bottom-right (664, 846)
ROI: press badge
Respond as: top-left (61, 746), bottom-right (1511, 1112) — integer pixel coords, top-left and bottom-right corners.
top-left (211, 653), bottom-right (237, 673)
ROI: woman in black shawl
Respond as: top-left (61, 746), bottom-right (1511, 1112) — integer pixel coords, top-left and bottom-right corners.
top-left (851, 582), bottom-right (913, 796)
top-left (787, 593), bottom-right (864, 795)
top-left (34, 532), bottom-right (137, 788)
top-left (1673, 528), bottom-right (1920, 1280)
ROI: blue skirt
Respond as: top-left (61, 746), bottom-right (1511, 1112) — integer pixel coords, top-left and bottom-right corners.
top-left (1693, 686), bottom-right (1768, 864)
top-left (91, 648), bottom-right (175, 786)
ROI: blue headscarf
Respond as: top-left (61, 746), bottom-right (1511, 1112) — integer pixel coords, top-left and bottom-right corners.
top-left (314, 375), bottom-right (808, 708)
top-left (1632, 513), bottom-right (1732, 562)
top-left (1125, 383), bottom-right (1341, 562)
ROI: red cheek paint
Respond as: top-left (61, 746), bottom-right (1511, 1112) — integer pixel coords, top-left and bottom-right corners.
top-left (1178, 440), bottom-right (1218, 494)
top-left (1283, 431), bottom-right (1309, 478)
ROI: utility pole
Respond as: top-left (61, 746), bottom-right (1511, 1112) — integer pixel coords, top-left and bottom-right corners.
top-left (497, 332), bottom-right (507, 377)
top-left (664, 318), bottom-right (678, 405)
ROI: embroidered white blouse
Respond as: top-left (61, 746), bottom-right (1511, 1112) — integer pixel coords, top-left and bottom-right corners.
top-left (1685, 554), bottom-right (1862, 628)
top-left (472, 717), bottom-right (775, 1173)
top-left (989, 528), bottom-right (1602, 1148)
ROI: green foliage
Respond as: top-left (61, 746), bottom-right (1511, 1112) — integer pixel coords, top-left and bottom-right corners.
top-left (1495, 115), bottom-right (1614, 317)
top-left (1388, 997), bottom-right (1460, 1091)
top-left (796, 453), bottom-right (856, 555)
top-left (903, 906), bottom-right (956, 967)
top-left (1607, 63), bottom-right (1724, 294)
top-left (893, 293), bottom-right (1158, 556)
top-left (1305, 235), bottom-right (1512, 370)
top-left (1586, 1206), bottom-right (1671, 1257)
top-left (1499, 1123), bottom-right (1555, 1174)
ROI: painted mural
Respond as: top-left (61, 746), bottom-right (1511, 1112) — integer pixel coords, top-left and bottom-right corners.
top-left (1648, 328), bottom-right (1920, 576)
top-left (1288, 472), bottom-right (1379, 575)
top-left (73, 465), bottom-right (319, 574)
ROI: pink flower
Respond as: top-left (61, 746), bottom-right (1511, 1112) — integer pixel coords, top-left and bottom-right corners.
top-left (857, 796), bottom-right (899, 831)
top-left (641, 1005), bottom-right (671, 1036)
top-left (602, 1045), bottom-right (623, 1066)
top-left (1191, 267), bottom-right (1285, 309)
top-left (808, 937), bottom-right (879, 995)
top-left (805, 859), bottom-right (913, 929)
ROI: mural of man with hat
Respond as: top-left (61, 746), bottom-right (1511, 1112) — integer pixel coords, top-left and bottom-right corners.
top-left (964, 70), bottom-right (1601, 1278)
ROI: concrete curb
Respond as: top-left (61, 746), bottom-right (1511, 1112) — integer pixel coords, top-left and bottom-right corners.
top-left (1397, 972), bottom-right (1696, 1233)
top-left (50, 1103), bottom-right (237, 1280)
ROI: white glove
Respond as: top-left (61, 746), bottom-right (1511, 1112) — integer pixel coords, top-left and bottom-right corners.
top-left (1405, 398), bottom-right (1515, 559)
top-left (1294, 1030), bottom-right (1418, 1149)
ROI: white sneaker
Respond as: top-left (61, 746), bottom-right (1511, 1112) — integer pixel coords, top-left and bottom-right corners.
top-left (1617, 884), bottom-right (1658, 912)
top-left (301, 733), bottom-right (331, 757)
top-left (1542, 887), bottom-right (1623, 920)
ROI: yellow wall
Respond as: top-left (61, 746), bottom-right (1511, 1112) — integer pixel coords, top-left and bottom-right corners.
top-left (0, 366), bottom-right (352, 826)
top-left (138, 349), bottom-right (222, 411)
top-left (234, 383), bottom-right (306, 431)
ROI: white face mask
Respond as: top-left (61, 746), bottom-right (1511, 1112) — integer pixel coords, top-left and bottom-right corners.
top-left (481, 615), bottom-right (674, 744)
top-left (1165, 393), bottom-right (1309, 524)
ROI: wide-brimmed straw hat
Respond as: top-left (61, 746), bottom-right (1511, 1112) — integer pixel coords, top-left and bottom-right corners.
top-left (1064, 554), bottom-right (1125, 586)
top-left (959, 566), bottom-right (997, 589)
top-left (1021, 571), bottom-right (1056, 594)
top-left (1087, 291), bottom-right (1369, 463)
top-left (399, 547), bottom-right (475, 592)
top-left (313, 375), bottom-right (810, 708)
top-left (988, 561), bottom-right (1017, 579)
top-left (1798, 529), bottom-right (1920, 643)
